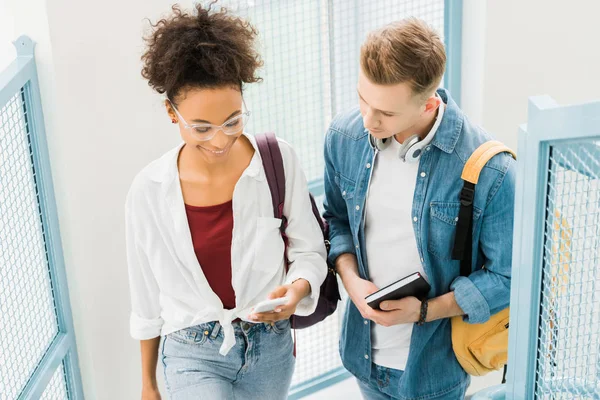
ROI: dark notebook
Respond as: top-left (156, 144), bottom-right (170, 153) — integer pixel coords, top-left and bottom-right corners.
top-left (365, 272), bottom-right (431, 310)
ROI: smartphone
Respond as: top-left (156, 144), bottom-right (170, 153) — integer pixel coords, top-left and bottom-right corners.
top-left (252, 297), bottom-right (289, 313)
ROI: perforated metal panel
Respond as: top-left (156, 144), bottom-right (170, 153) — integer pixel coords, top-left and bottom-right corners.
top-left (219, 0), bottom-right (444, 184)
top-left (1, 36), bottom-right (82, 400)
top-left (292, 192), bottom-right (345, 386)
top-left (535, 142), bottom-right (600, 399)
top-left (0, 88), bottom-right (62, 399)
top-left (39, 363), bottom-right (70, 400)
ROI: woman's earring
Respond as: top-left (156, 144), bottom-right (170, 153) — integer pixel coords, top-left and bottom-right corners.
top-left (171, 119), bottom-right (177, 124)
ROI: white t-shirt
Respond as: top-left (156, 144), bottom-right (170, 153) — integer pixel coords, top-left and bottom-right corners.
top-left (365, 136), bottom-right (428, 371)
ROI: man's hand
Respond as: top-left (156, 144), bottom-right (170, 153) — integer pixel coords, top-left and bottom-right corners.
top-left (344, 274), bottom-right (421, 327)
top-left (375, 297), bottom-right (422, 327)
top-left (248, 279), bottom-right (311, 323)
top-left (336, 253), bottom-right (423, 327)
top-left (342, 273), bottom-right (380, 320)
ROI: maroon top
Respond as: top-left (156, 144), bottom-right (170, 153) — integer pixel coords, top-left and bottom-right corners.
top-left (185, 200), bottom-right (236, 310)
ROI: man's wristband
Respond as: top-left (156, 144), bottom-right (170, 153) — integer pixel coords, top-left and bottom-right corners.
top-left (417, 299), bottom-right (429, 326)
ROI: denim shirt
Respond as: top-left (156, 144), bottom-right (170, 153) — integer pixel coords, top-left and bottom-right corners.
top-left (323, 89), bottom-right (516, 399)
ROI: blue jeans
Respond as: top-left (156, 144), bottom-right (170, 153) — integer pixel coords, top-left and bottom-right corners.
top-left (357, 363), bottom-right (468, 400)
top-left (160, 319), bottom-right (295, 399)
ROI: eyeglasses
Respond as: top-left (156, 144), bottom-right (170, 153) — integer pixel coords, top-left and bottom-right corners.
top-left (168, 99), bottom-right (251, 142)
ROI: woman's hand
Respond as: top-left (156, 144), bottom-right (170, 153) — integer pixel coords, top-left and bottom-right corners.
top-left (248, 279), bottom-right (311, 323)
top-left (142, 386), bottom-right (161, 400)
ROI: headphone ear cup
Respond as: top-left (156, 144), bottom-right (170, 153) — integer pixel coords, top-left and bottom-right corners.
top-left (398, 135), bottom-right (421, 161)
top-left (369, 135), bottom-right (390, 151)
top-left (404, 141), bottom-right (426, 163)
top-left (377, 138), bottom-right (390, 151)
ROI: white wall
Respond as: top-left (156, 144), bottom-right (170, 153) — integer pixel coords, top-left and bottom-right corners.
top-left (0, 1), bottom-right (16, 72)
top-left (460, 0), bottom-right (487, 127)
top-left (462, 0), bottom-right (600, 151)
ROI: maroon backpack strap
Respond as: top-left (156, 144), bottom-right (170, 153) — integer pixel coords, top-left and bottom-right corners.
top-left (255, 133), bottom-right (297, 357)
top-left (255, 133), bottom-right (286, 218)
top-left (255, 133), bottom-right (289, 269)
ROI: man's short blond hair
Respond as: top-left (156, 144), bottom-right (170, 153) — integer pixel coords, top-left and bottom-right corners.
top-left (360, 18), bottom-right (446, 100)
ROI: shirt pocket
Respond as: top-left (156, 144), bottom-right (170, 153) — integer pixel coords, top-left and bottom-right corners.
top-left (428, 202), bottom-right (482, 261)
top-left (253, 217), bottom-right (285, 272)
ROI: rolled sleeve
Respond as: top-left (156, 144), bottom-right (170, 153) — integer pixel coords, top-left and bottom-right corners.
top-left (328, 234), bottom-right (355, 266)
top-left (130, 312), bottom-right (164, 340)
top-left (284, 264), bottom-right (322, 315)
top-left (450, 276), bottom-right (490, 323)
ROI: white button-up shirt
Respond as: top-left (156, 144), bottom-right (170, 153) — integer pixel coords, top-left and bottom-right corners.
top-left (125, 134), bottom-right (327, 355)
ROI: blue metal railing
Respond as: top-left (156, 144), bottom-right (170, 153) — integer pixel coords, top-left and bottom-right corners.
top-left (0, 36), bottom-right (84, 399)
top-left (473, 96), bottom-right (600, 399)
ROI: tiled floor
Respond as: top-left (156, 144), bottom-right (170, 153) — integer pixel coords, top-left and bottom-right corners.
top-left (305, 378), bottom-right (361, 400)
top-left (305, 370), bottom-right (504, 399)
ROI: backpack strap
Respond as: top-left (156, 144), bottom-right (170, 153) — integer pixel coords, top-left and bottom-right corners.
top-left (255, 133), bottom-right (290, 268)
top-left (461, 141), bottom-right (516, 184)
top-left (255, 133), bottom-right (286, 221)
top-left (451, 141), bottom-right (516, 277)
top-left (255, 132), bottom-right (299, 357)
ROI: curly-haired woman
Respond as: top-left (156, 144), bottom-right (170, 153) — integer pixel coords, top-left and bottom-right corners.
top-left (125, 3), bottom-right (327, 399)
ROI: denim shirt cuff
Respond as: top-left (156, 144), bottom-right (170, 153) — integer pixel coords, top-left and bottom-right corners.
top-left (450, 276), bottom-right (491, 324)
top-left (327, 233), bottom-right (355, 266)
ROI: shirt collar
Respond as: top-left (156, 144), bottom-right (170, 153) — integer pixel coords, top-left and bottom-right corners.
top-left (147, 132), bottom-right (265, 184)
top-left (430, 88), bottom-right (464, 154)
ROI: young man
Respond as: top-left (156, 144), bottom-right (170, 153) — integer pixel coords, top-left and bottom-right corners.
top-left (323, 18), bottom-right (516, 399)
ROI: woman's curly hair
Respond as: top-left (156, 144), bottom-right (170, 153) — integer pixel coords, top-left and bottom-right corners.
top-left (141, 2), bottom-right (263, 104)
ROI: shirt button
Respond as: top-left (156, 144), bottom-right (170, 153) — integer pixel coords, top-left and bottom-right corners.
top-left (413, 217), bottom-right (418, 222)
top-left (455, 217), bottom-right (459, 222)
top-left (426, 146), bottom-right (431, 151)
top-left (204, 330), bottom-right (209, 336)
top-left (356, 205), bottom-right (360, 211)
top-left (356, 245), bottom-right (359, 249)
top-left (420, 172), bottom-right (427, 178)
top-left (364, 320), bottom-right (368, 325)
top-left (364, 354), bottom-right (369, 359)
top-left (342, 191), bottom-right (346, 196)
top-left (366, 163), bottom-right (371, 169)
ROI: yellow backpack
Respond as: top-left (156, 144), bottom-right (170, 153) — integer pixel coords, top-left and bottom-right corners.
top-left (450, 141), bottom-right (515, 376)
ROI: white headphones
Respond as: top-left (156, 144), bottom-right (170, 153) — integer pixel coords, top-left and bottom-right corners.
top-left (368, 97), bottom-right (445, 163)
